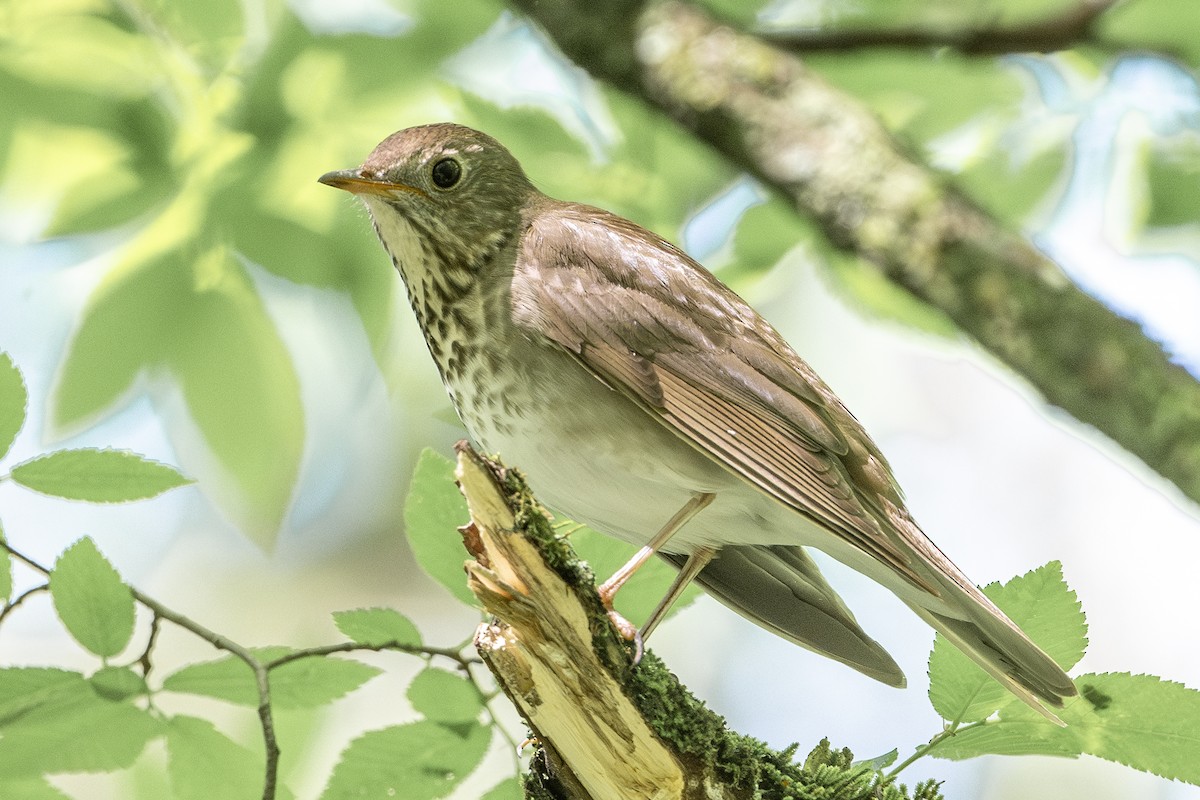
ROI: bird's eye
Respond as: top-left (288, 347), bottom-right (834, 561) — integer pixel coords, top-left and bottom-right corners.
top-left (431, 158), bottom-right (462, 189)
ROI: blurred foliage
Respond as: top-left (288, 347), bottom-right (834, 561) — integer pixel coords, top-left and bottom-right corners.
top-left (3, 0), bottom-right (1197, 543)
top-left (1138, 130), bottom-right (1200, 231)
top-left (1098, 0), bottom-right (1200, 67)
top-left (803, 50), bottom-right (1070, 227)
top-left (2, 0), bottom-right (1200, 792)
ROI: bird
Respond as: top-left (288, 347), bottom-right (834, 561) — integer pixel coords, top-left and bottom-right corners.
top-left (319, 122), bottom-right (1077, 719)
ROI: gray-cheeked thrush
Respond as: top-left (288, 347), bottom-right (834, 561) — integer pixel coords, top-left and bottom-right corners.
top-left (320, 122), bottom-right (1076, 720)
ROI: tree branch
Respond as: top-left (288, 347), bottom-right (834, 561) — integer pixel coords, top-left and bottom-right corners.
top-left (760, 0), bottom-right (1120, 55)
top-left (453, 442), bottom-right (940, 800)
top-left (509, 0), bottom-right (1200, 508)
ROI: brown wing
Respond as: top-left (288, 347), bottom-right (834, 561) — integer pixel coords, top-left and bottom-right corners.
top-left (513, 200), bottom-right (1078, 715)
top-left (511, 200), bottom-right (931, 591)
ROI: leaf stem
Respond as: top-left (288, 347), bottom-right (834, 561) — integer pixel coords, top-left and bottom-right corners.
top-left (885, 720), bottom-right (987, 780)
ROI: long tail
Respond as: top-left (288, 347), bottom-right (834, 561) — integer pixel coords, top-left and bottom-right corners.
top-left (666, 539), bottom-right (1077, 723)
top-left (880, 508), bottom-right (1078, 722)
top-left (903, 572), bottom-right (1077, 723)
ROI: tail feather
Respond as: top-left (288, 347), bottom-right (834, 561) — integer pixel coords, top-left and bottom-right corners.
top-left (905, 577), bottom-right (1077, 723)
top-left (855, 499), bottom-right (1078, 719)
top-left (663, 539), bottom-right (1077, 723)
top-left (661, 544), bottom-right (906, 688)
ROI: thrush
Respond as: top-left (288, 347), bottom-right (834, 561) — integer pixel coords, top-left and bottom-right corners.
top-left (320, 122), bottom-right (1076, 719)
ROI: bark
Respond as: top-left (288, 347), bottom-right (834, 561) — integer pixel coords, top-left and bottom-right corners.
top-left (760, 0), bottom-right (1120, 56)
top-left (507, 0), bottom-right (1200, 508)
top-left (453, 443), bottom-right (939, 800)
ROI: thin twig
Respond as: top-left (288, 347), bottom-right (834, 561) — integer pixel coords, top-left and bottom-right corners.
top-left (2, 542), bottom-right (49, 575)
top-left (466, 660), bottom-right (525, 774)
top-left (761, 0), bottom-right (1120, 55)
top-left (128, 586), bottom-right (279, 800)
top-left (264, 642), bottom-right (523, 772)
top-left (136, 611), bottom-right (163, 678)
top-left (0, 583), bottom-right (49, 624)
top-left (264, 640), bottom-right (479, 671)
top-left (0, 540), bottom-right (282, 800)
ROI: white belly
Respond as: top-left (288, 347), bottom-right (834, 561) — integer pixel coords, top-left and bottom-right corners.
top-left (462, 349), bottom-right (828, 554)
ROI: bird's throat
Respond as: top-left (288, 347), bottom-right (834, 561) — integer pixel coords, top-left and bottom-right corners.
top-left (364, 201), bottom-right (506, 429)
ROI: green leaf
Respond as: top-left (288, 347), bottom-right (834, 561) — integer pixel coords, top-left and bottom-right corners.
top-left (1098, 0), bottom-right (1200, 67)
top-left (161, 652), bottom-right (264, 706)
top-left (407, 668), bottom-right (482, 724)
top-left (0, 777), bottom-right (71, 800)
top-left (404, 449), bottom-right (475, 608)
top-left (934, 673), bottom-right (1200, 785)
top-left (0, 351), bottom-right (26, 461)
top-left (957, 138), bottom-right (1069, 226)
top-left (854, 748), bottom-right (898, 770)
top-left (595, 89), bottom-right (738, 238)
top-left (271, 656), bottom-right (382, 709)
top-left (0, 14), bottom-right (156, 98)
top-left (333, 607), bottom-right (422, 648)
top-left (928, 561), bottom-right (1085, 723)
top-left (0, 525), bottom-right (11, 606)
top-left (2, 120), bottom-right (146, 235)
top-left (481, 777), bottom-right (522, 800)
top-left (321, 720), bottom-right (491, 800)
top-left (11, 448), bottom-right (192, 502)
top-left (90, 665), bottom-right (148, 701)
top-left (165, 715), bottom-right (262, 800)
top-left (0, 668), bottom-right (89, 728)
top-left (0, 684), bottom-right (160, 778)
top-left (1141, 132), bottom-right (1200, 230)
top-left (822, 254), bottom-right (958, 338)
top-left (138, 0), bottom-right (246, 71)
top-left (45, 163), bottom-right (173, 239)
top-left (729, 194), bottom-right (811, 276)
top-left (49, 537), bottom-right (135, 658)
top-left (51, 249), bottom-right (303, 545)
top-left (163, 648), bottom-right (381, 708)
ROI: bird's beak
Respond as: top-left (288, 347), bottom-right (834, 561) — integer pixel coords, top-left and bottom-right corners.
top-left (317, 169), bottom-right (425, 198)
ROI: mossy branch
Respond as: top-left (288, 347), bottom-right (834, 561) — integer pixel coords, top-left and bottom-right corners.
top-left (453, 442), bottom-right (942, 800)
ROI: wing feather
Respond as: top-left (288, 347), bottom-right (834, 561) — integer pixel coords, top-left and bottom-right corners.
top-left (511, 199), bottom-right (1076, 712)
top-left (513, 202), bottom-right (928, 589)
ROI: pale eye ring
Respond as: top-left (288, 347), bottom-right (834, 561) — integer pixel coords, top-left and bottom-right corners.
top-left (431, 158), bottom-right (462, 189)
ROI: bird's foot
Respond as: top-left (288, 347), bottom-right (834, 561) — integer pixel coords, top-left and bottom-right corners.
top-left (600, 595), bottom-right (646, 664)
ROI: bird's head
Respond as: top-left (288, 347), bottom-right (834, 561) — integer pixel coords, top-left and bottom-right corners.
top-left (319, 123), bottom-right (535, 281)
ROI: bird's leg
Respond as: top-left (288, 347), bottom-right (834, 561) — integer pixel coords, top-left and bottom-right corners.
top-left (640, 546), bottom-right (716, 642)
top-left (597, 492), bottom-right (714, 647)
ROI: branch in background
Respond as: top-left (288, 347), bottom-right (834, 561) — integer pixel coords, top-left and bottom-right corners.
top-left (760, 0), bottom-right (1120, 55)
top-left (509, 0), bottom-right (1200, 508)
